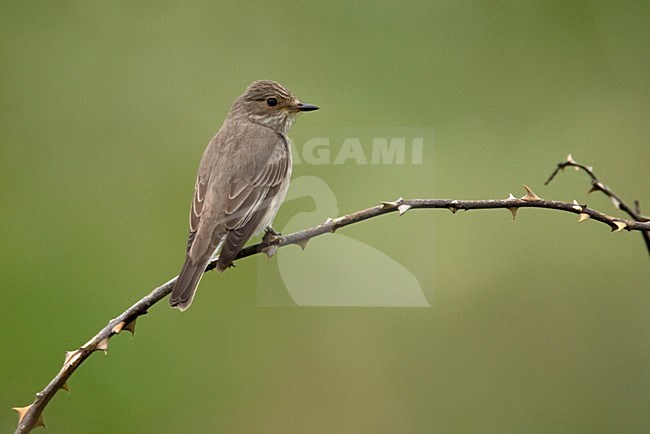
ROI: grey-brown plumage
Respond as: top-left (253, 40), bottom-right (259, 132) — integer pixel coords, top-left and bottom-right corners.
top-left (170, 80), bottom-right (318, 311)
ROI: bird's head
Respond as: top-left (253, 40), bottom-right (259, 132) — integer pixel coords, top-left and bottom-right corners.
top-left (232, 80), bottom-right (318, 134)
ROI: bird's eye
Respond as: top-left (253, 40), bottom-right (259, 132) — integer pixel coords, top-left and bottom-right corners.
top-left (266, 97), bottom-right (278, 107)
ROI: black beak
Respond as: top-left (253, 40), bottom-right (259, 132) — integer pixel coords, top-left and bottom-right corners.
top-left (296, 102), bottom-right (319, 112)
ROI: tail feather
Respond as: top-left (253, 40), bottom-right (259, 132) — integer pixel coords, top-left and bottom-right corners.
top-left (170, 257), bottom-right (210, 311)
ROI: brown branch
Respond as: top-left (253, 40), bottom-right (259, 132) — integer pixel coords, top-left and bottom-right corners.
top-left (14, 180), bottom-right (649, 433)
top-left (545, 154), bottom-right (650, 254)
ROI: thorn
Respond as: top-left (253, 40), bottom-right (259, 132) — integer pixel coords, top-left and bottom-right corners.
top-left (397, 204), bottom-right (411, 216)
top-left (506, 193), bottom-right (516, 200)
top-left (380, 197), bottom-right (403, 210)
top-left (64, 350), bottom-right (77, 366)
top-left (13, 405), bottom-right (46, 428)
top-left (612, 221), bottom-right (626, 232)
top-left (61, 382), bottom-right (70, 392)
top-left (122, 318), bottom-right (137, 336)
top-left (566, 153), bottom-right (575, 163)
top-left (329, 216), bottom-right (346, 233)
top-left (96, 338), bottom-right (109, 354)
top-left (448, 207), bottom-right (457, 214)
top-left (295, 238), bottom-right (309, 250)
top-left (112, 321), bottom-right (125, 334)
top-left (324, 217), bottom-right (338, 233)
top-left (571, 200), bottom-right (583, 212)
top-left (586, 166), bottom-right (593, 172)
top-left (13, 405), bottom-right (29, 423)
top-left (588, 185), bottom-right (598, 194)
top-left (521, 185), bottom-right (541, 202)
top-left (507, 207), bottom-right (518, 222)
top-left (577, 213), bottom-right (590, 223)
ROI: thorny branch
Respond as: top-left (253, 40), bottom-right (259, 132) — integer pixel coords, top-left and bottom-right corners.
top-left (545, 154), bottom-right (650, 253)
top-left (13, 157), bottom-right (649, 433)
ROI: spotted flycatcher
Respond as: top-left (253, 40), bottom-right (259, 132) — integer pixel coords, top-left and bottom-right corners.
top-left (170, 80), bottom-right (318, 311)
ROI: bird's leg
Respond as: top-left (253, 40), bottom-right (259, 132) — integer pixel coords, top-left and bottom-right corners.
top-left (261, 226), bottom-right (284, 258)
top-left (262, 226), bottom-right (283, 245)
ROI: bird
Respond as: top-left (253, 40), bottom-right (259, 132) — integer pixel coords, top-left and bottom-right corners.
top-left (170, 80), bottom-right (318, 311)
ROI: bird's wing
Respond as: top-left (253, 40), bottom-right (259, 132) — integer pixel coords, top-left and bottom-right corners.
top-left (217, 133), bottom-right (290, 269)
top-left (186, 176), bottom-right (209, 253)
top-left (171, 154), bottom-right (218, 311)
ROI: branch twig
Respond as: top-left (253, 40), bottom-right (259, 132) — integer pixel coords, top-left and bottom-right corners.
top-left (14, 174), bottom-right (649, 433)
top-left (546, 154), bottom-right (650, 254)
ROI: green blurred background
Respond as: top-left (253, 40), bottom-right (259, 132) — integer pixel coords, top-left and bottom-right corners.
top-left (2, 1), bottom-right (649, 432)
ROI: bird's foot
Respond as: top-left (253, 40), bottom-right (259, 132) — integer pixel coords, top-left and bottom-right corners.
top-left (261, 226), bottom-right (283, 258)
top-left (262, 226), bottom-right (283, 245)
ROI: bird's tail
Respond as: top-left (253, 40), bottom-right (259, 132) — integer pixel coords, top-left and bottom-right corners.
top-left (170, 256), bottom-right (210, 311)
